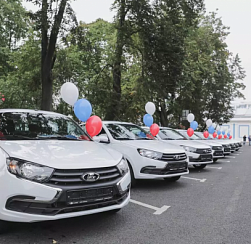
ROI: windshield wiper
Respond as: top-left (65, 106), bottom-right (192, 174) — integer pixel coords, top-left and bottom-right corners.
top-left (5, 135), bottom-right (37, 140)
top-left (38, 135), bottom-right (80, 140)
top-left (163, 138), bottom-right (174, 140)
top-left (116, 138), bottom-right (134, 140)
top-left (136, 138), bottom-right (152, 140)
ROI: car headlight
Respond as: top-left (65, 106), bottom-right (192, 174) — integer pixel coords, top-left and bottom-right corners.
top-left (6, 158), bottom-right (54, 183)
top-left (117, 158), bottom-right (129, 176)
top-left (182, 146), bottom-right (197, 153)
top-left (137, 149), bottom-right (163, 160)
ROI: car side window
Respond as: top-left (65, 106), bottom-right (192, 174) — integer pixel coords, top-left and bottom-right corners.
top-left (97, 128), bottom-right (108, 137)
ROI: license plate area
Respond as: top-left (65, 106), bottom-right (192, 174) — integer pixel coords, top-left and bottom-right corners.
top-left (214, 151), bottom-right (223, 156)
top-left (66, 187), bottom-right (114, 205)
top-left (200, 155), bottom-right (212, 161)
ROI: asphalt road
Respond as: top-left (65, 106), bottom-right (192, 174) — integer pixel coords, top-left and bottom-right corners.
top-left (1, 146), bottom-right (251, 244)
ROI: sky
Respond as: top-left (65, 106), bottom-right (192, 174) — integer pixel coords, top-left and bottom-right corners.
top-left (23, 0), bottom-right (251, 102)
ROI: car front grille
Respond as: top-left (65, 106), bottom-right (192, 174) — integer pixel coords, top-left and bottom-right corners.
top-left (212, 146), bottom-right (223, 150)
top-left (48, 167), bottom-right (121, 187)
top-left (161, 153), bottom-right (187, 162)
top-left (195, 148), bottom-right (212, 154)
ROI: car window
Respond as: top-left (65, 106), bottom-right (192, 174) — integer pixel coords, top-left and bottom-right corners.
top-left (106, 123), bottom-right (154, 140)
top-left (178, 130), bottom-right (200, 140)
top-left (0, 112), bottom-right (91, 141)
top-left (160, 129), bottom-right (186, 140)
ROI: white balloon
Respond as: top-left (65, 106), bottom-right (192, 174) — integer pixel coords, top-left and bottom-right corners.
top-left (212, 123), bottom-right (216, 129)
top-left (216, 125), bottom-right (220, 130)
top-left (187, 113), bottom-right (195, 123)
top-left (206, 119), bottom-right (212, 127)
top-left (145, 102), bottom-right (156, 115)
top-left (60, 82), bottom-right (79, 106)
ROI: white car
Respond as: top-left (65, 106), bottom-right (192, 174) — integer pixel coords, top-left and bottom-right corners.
top-left (88, 121), bottom-right (189, 185)
top-left (144, 127), bottom-right (213, 170)
top-left (178, 130), bottom-right (224, 162)
top-left (0, 109), bottom-right (130, 232)
top-left (207, 134), bottom-right (233, 155)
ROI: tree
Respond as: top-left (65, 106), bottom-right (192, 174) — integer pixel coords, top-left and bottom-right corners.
top-left (27, 0), bottom-right (77, 111)
top-left (177, 13), bottom-right (245, 128)
top-left (0, 0), bottom-right (27, 79)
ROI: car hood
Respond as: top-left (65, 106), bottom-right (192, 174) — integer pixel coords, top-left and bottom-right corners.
top-left (191, 140), bottom-right (223, 147)
top-left (120, 140), bottom-right (185, 154)
top-left (161, 140), bottom-right (211, 149)
top-left (0, 140), bottom-right (122, 169)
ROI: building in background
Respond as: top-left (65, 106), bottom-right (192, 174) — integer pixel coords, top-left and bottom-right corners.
top-left (221, 101), bottom-right (251, 139)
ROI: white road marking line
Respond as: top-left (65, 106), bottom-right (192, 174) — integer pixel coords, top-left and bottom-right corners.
top-left (226, 156), bottom-right (235, 159)
top-left (234, 154), bottom-right (240, 156)
top-left (225, 161), bottom-right (231, 162)
top-left (207, 166), bottom-right (222, 169)
top-left (129, 199), bottom-right (170, 215)
top-left (181, 176), bottom-right (206, 183)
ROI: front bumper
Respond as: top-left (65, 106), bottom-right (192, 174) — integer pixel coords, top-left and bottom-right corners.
top-left (187, 152), bottom-right (213, 165)
top-left (0, 170), bottom-right (130, 223)
top-left (140, 160), bottom-right (189, 179)
top-left (212, 150), bottom-right (224, 159)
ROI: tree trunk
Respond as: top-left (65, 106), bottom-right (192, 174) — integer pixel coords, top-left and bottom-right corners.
top-left (40, 0), bottom-right (67, 111)
top-left (105, 0), bottom-right (126, 120)
top-left (160, 102), bottom-right (168, 126)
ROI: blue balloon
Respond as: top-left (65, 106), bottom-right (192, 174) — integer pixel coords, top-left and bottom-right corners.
top-left (190, 121), bottom-right (198, 130)
top-left (222, 131), bottom-right (225, 135)
top-left (208, 126), bottom-right (215, 134)
top-left (227, 132), bottom-right (230, 137)
top-left (217, 130), bottom-right (221, 135)
top-left (143, 114), bottom-right (153, 127)
top-left (74, 99), bottom-right (92, 122)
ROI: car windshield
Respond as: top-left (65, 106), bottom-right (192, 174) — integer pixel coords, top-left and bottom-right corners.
top-left (106, 123), bottom-right (155, 140)
top-left (195, 132), bottom-right (206, 140)
top-left (159, 129), bottom-right (186, 140)
top-left (178, 130), bottom-right (201, 140)
top-left (0, 112), bottom-right (91, 141)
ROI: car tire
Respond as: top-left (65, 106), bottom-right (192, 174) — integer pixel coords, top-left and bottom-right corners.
top-left (213, 159), bottom-right (218, 162)
top-left (193, 164), bottom-right (207, 169)
top-left (164, 176), bottom-right (181, 182)
top-left (127, 161), bottom-right (137, 187)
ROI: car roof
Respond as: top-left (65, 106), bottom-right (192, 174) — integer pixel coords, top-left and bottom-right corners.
top-left (102, 121), bottom-right (135, 125)
top-left (0, 109), bottom-right (66, 117)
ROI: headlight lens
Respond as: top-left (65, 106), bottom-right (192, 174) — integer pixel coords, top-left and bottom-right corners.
top-left (137, 149), bottom-right (163, 160)
top-left (6, 158), bottom-right (54, 182)
top-left (117, 158), bottom-right (129, 176)
top-left (182, 146), bottom-right (197, 153)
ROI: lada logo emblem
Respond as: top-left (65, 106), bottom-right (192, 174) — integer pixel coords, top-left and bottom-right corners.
top-left (173, 155), bottom-right (181, 160)
top-left (81, 172), bottom-right (100, 182)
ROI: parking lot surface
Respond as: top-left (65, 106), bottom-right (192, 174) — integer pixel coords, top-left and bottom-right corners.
top-left (1, 147), bottom-right (250, 244)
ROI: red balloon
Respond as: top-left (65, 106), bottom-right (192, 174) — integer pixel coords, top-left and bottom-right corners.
top-left (213, 132), bottom-right (217, 138)
top-left (224, 135), bottom-right (227, 139)
top-left (150, 123), bottom-right (159, 136)
top-left (203, 131), bottom-right (209, 138)
top-left (86, 116), bottom-right (102, 137)
top-left (187, 128), bottom-right (194, 137)
top-left (218, 135), bottom-right (222, 139)
top-left (1, 98), bottom-right (5, 102)
top-left (229, 135), bottom-right (232, 139)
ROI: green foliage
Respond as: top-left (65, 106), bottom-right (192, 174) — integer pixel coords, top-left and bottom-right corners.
top-left (0, 0), bottom-right (246, 128)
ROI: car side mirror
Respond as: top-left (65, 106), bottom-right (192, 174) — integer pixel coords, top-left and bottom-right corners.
top-left (93, 135), bottom-right (109, 143)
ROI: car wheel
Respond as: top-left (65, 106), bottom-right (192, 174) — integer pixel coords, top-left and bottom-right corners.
top-left (193, 164), bottom-right (207, 169)
top-left (213, 159), bottom-right (218, 162)
top-left (164, 176), bottom-right (181, 182)
top-left (128, 161), bottom-right (137, 187)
